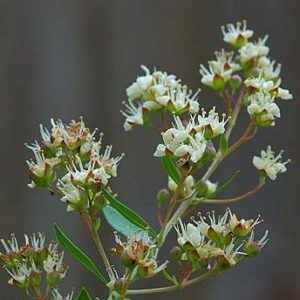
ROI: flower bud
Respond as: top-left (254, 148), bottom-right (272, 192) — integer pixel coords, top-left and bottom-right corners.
top-left (113, 278), bottom-right (128, 295)
top-left (243, 241), bottom-right (261, 257)
top-left (170, 246), bottom-right (182, 261)
top-left (29, 270), bottom-right (41, 288)
top-left (93, 195), bottom-right (107, 211)
top-left (156, 189), bottom-right (170, 205)
top-left (195, 180), bottom-right (208, 197)
top-left (229, 74), bottom-right (242, 91)
top-left (204, 124), bottom-right (214, 140)
top-left (121, 250), bottom-right (134, 269)
top-left (216, 255), bottom-right (232, 271)
top-left (47, 270), bottom-right (63, 288)
top-left (212, 74), bottom-right (225, 92)
top-left (207, 226), bottom-right (219, 243)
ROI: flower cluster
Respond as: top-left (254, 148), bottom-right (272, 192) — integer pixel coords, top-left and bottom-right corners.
top-left (244, 76), bottom-right (292, 126)
top-left (253, 146), bottom-right (290, 180)
top-left (112, 231), bottom-right (168, 280)
top-left (26, 118), bottom-right (123, 212)
top-left (154, 108), bottom-right (227, 164)
top-left (199, 21), bottom-right (292, 127)
top-left (173, 209), bottom-right (268, 272)
top-left (0, 233), bottom-right (67, 293)
top-left (122, 65), bottom-right (200, 130)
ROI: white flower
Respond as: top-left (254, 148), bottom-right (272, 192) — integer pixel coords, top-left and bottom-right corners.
top-left (221, 20), bottom-right (254, 47)
top-left (121, 100), bottom-right (145, 131)
top-left (154, 110), bottom-right (225, 163)
top-left (58, 180), bottom-right (83, 211)
top-left (40, 117), bottom-right (95, 151)
top-left (51, 289), bottom-right (74, 300)
top-left (257, 57), bottom-right (281, 80)
top-left (157, 85), bottom-right (200, 114)
top-left (253, 146), bottom-right (290, 180)
top-left (24, 233), bottom-right (46, 251)
top-left (196, 210), bottom-right (229, 237)
top-left (1, 234), bottom-right (19, 254)
top-left (196, 107), bottom-right (228, 137)
top-left (244, 75), bottom-right (278, 93)
top-left (247, 92), bottom-right (280, 123)
top-left (154, 116), bottom-right (207, 163)
top-left (244, 75), bottom-right (292, 100)
top-left (122, 65), bottom-right (199, 129)
top-left (6, 261), bottom-right (38, 286)
top-left (26, 147), bottom-right (60, 188)
top-left (277, 87), bottom-right (293, 100)
top-left (200, 50), bottom-right (240, 89)
top-left (175, 219), bottom-right (205, 248)
top-left (43, 243), bottom-right (67, 279)
top-left (189, 132), bottom-right (207, 163)
top-left (126, 65), bottom-right (179, 103)
top-left (126, 66), bottom-right (153, 101)
top-left (239, 36), bottom-right (269, 63)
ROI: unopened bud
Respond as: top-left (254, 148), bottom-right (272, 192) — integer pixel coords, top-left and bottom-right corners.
top-left (94, 195), bottom-right (107, 210)
top-left (47, 271), bottom-right (62, 287)
top-left (113, 278), bottom-right (128, 295)
top-left (170, 246), bottom-right (182, 261)
top-left (212, 74), bottom-right (225, 91)
top-left (229, 74), bottom-right (242, 91)
top-left (156, 189), bottom-right (170, 205)
top-left (195, 180), bottom-right (208, 197)
top-left (243, 241), bottom-right (261, 257)
top-left (29, 270), bottom-right (41, 288)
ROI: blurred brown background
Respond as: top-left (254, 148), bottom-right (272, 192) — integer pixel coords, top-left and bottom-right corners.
top-left (0, 0), bottom-right (299, 299)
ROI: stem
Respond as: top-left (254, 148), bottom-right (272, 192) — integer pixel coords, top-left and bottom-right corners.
top-left (158, 173), bottom-right (190, 245)
top-left (225, 88), bottom-right (244, 140)
top-left (159, 199), bottom-right (192, 245)
top-left (85, 200), bottom-right (115, 281)
top-left (202, 180), bottom-right (265, 204)
top-left (126, 267), bottom-right (218, 295)
top-left (89, 218), bottom-right (116, 281)
top-left (225, 121), bottom-right (255, 157)
top-left (202, 88), bottom-right (245, 183)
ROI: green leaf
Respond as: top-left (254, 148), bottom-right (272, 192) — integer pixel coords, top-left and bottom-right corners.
top-left (161, 157), bottom-right (180, 184)
top-left (103, 205), bottom-right (139, 237)
top-left (54, 224), bottom-right (108, 284)
top-left (208, 170), bottom-right (240, 198)
top-left (75, 288), bottom-right (92, 300)
top-left (219, 134), bottom-right (228, 155)
top-left (102, 189), bottom-right (156, 237)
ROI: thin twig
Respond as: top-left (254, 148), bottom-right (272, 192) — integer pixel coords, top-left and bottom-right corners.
top-left (201, 180), bottom-right (265, 204)
top-left (126, 267), bottom-right (218, 295)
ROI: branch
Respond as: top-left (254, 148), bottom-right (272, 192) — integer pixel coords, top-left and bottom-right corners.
top-left (126, 267), bottom-right (218, 295)
top-left (85, 204), bottom-right (116, 281)
top-left (201, 88), bottom-right (245, 182)
top-left (201, 180), bottom-right (265, 204)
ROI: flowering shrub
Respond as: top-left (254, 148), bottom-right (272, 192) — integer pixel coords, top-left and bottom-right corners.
top-left (0, 21), bottom-right (291, 299)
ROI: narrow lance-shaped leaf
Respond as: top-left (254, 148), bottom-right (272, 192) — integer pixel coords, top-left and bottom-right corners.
top-left (103, 205), bottom-right (140, 237)
top-left (54, 224), bottom-right (108, 284)
top-left (102, 188), bottom-right (156, 237)
top-left (75, 288), bottom-right (92, 300)
top-left (161, 156), bottom-right (181, 184)
top-left (208, 170), bottom-right (241, 198)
